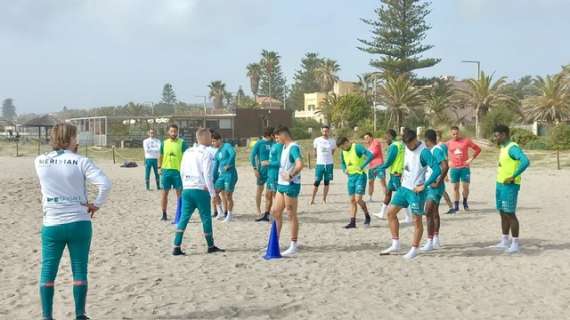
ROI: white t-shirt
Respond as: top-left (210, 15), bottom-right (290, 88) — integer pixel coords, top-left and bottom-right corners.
top-left (313, 136), bottom-right (336, 165)
top-left (143, 138), bottom-right (161, 159)
top-left (35, 150), bottom-right (112, 226)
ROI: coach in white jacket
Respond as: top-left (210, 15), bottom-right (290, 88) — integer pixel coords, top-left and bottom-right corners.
top-left (35, 123), bottom-right (111, 320)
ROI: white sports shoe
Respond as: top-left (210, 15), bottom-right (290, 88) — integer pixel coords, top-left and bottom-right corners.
top-left (223, 212), bottom-right (232, 222)
top-left (505, 244), bottom-right (520, 254)
top-left (432, 237), bottom-right (441, 250)
top-left (493, 241), bottom-right (510, 249)
top-left (420, 240), bottom-right (434, 252)
top-left (381, 244), bottom-right (400, 254)
top-left (282, 244), bottom-right (298, 256)
top-left (403, 247), bottom-right (419, 260)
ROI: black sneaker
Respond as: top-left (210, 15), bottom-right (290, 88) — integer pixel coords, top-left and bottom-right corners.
top-left (364, 215), bottom-right (371, 227)
top-left (446, 208), bottom-right (457, 214)
top-left (172, 247), bottom-right (185, 256)
top-left (161, 212), bottom-right (168, 221)
top-left (463, 201), bottom-right (470, 211)
top-left (344, 222), bottom-right (356, 229)
top-left (207, 246), bottom-right (225, 254)
top-left (76, 316), bottom-right (91, 320)
top-left (255, 212), bottom-right (270, 222)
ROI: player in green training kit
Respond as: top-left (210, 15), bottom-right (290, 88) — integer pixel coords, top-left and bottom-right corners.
top-left (212, 132), bottom-right (238, 222)
top-left (420, 129), bottom-right (449, 251)
top-left (265, 131), bottom-right (283, 220)
top-left (381, 129), bottom-right (441, 260)
top-left (250, 128), bottom-right (275, 222)
top-left (273, 126), bottom-right (304, 256)
top-left (159, 124), bottom-right (188, 221)
top-left (492, 125), bottom-right (530, 254)
top-left (374, 129), bottom-right (411, 223)
top-left (338, 137), bottom-right (374, 228)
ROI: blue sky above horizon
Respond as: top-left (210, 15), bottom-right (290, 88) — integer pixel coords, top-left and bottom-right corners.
top-left (1, 0), bottom-right (569, 114)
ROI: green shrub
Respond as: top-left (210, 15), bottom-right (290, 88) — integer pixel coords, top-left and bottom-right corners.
top-left (334, 127), bottom-right (354, 140)
top-left (290, 127), bottom-right (311, 140)
top-left (481, 106), bottom-right (514, 138)
top-left (511, 128), bottom-right (537, 146)
top-left (525, 137), bottom-right (552, 150)
top-left (549, 124), bottom-right (570, 150)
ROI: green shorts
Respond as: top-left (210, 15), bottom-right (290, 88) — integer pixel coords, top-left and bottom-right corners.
top-left (347, 173), bottom-right (367, 196)
top-left (277, 183), bottom-right (301, 198)
top-left (368, 166), bottom-right (386, 180)
top-left (450, 167), bottom-right (471, 183)
top-left (161, 169), bottom-right (182, 190)
top-left (214, 169), bottom-right (238, 193)
top-left (256, 166), bottom-right (269, 186)
top-left (315, 164), bottom-right (334, 184)
top-left (496, 183), bottom-right (520, 214)
top-left (266, 169), bottom-right (278, 192)
top-left (387, 174), bottom-right (402, 192)
top-left (426, 183), bottom-right (445, 205)
top-left (391, 187), bottom-right (426, 215)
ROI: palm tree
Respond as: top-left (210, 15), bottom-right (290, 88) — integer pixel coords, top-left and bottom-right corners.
top-left (224, 91), bottom-right (233, 108)
top-left (260, 50), bottom-right (280, 102)
top-left (377, 75), bottom-right (423, 130)
top-left (208, 81), bottom-right (226, 110)
top-left (317, 93), bottom-right (339, 126)
top-left (523, 74), bottom-right (570, 124)
top-left (460, 71), bottom-right (513, 138)
top-left (424, 79), bottom-right (455, 126)
top-left (246, 63), bottom-right (262, 99)
top-left (315, 59), bottom-right (340, 92)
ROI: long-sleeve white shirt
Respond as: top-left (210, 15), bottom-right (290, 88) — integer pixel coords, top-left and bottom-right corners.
top-left (143, 137), bottom-right (161, 159)
top-left (35, 150), bottom-right (112, 226)
top-left (180, 144), bottom-right (216, 197)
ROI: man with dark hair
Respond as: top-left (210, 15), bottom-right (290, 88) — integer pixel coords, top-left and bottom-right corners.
top-left (381, 128), bottom-right (441, 260)
top-left (311, 125), bottom-right (336, 205)
top-left (492, 124), bottom-right (530, 253)
top-left (159, 124), bottom-right (188, 221)
top-left (272, 126), bottom-right (304, 256)
top-left (374, 129), bottom-right (410, 223)
top-left (420, 129), bottom-right (449, 251)
top-left (249, 127), bottom-right (275, 221)
top-left (337, 137), bottom-right (374, 228)
top-left (212, 132), bottom-right (238, 222)
top-left (363, 132), bottom-right (386, 203)
top-left (447, 126), bottom-right (481, 212)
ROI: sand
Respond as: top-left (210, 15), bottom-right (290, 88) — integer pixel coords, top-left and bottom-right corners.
top-left (1, 156), bottom-right (570, 320)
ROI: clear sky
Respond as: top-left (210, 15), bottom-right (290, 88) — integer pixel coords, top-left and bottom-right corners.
top-left (1, 0), bottom-right (569, 114)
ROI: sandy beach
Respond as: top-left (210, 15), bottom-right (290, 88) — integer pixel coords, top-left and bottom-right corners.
top-left (1, 156), bottom-right (570, 320)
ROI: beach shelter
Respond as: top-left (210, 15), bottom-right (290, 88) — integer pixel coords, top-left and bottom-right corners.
top-left (22, 115), bottom-right (59, 155)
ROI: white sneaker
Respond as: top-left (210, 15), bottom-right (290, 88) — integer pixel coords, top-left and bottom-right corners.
top-left (420, 240), bottom-right (434, 252)
top-left (282, 244), bottom-right (298, 256)
top-left (381, 244), bottom-right (400, 254)
top-left (223, 212), bottom-right (232, 222)
top-left (505, 244), bottom-right (520, 254)
top-left (403, 247), bottom-right (419, 260)
top-left (433, 237), bottom-right (441, 250)
top-left (493, 241), bottom-right (510, 249)
top-left (403, 216), bottom-right (412, 224)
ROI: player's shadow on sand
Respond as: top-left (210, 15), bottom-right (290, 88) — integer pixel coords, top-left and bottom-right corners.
top-left (429, 238), bottom-right (570, 258)
top-left (156, 302), bottom-right (303, 319)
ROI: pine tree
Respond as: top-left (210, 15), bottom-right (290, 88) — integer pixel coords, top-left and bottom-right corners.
top-left (288, 53), bottom-right (325, 110)
top-left (358, 0), bottom-right (440, 77)
top-left (2, 98), bottom-right (17, 120)
top-left (160, 83), bottom-right (177, 105)
top-left (259, 50), bottom-right (287, 101)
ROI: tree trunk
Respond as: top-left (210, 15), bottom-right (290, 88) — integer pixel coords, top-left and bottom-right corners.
top-left (475, 106), bottom-right (481, 139)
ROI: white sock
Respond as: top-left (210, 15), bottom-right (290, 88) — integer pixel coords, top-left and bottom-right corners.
top-left (392, 239), bottom-right (400, 248)
top-left (216, 205), bottom-right (223, 215)
top-left (501, 234), bottom-right (510, 243)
